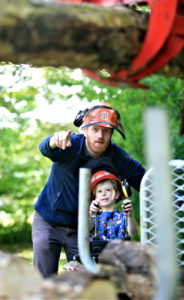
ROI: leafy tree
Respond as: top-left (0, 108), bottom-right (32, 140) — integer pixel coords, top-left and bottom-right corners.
top-left (0, 64), bottom-right (79, 242)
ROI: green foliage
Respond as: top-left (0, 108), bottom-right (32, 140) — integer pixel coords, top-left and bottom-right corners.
top-left (0, 64), bottom-right (79, 242)
top-left (0, 63), bottom-right (183, 242)
top-left (0, 223), bottom-right (32, 244)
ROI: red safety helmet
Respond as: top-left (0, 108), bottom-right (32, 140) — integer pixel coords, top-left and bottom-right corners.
top-left (74, 103), bottom-right (125, 139)
top-left (83, 157), bottom-right (132, 202)
top-left (90, 170), bottom-right (124, 201)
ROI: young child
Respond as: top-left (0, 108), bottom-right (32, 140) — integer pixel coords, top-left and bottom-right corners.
top-left (64, 159), bottom-right (138, 270)
top-left (89, 170), bottom-right (139, 240)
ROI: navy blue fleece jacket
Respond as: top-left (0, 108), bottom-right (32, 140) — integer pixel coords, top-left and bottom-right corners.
top-left (34, 133), bottom-right (145, 228)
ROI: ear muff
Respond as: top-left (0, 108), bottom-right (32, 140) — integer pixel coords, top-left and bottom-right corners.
top-left (121, 179), bottom-right (132, 198)
top-left (73, 108), bottom-right (88, 127)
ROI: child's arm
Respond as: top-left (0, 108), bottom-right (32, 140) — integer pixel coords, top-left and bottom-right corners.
top-left (122, 199), bottom-right (139, 238)
top-left (89, 217), bottom-right (95, 231)
top-left (89, 199), bottom-right (100, 231)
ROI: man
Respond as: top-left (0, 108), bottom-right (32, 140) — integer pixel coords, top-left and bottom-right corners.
top-left (32, 103), bottom-right (146, 278)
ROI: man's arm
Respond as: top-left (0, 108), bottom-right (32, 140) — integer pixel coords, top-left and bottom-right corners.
top-left (39, 130), bottom-right (74, 162)
top-left (49, 130), bottom-right (72, 150)
top-left (89, 217), bottom-right (95, 231)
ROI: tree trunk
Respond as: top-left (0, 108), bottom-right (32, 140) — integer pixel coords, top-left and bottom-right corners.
top-left (0, 0), bottom-right (183, 79)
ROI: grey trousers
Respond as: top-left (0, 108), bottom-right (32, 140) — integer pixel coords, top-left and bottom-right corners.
top-left (32, 212), bottom-right (78, 278)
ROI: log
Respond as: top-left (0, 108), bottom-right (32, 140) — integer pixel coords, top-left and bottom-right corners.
top-left (98, 240), bottom-right (158, 299)
top-left (98, 240), bottom-right (184, 300)
top-left (0, 242), bottom-right (183, 299)
top-left (0, 0), bottom-right (148, 71)
top-left (0, 250), bottom-right (43, 299)
top-left (43, 272), bottom-right (118, 299)
top-left (42, 241), bottom-right (184, 299)
top-left (0, 0), bottom-right (183, 79)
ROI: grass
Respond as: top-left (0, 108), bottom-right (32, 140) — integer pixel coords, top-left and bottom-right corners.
top-left (0, 243), bottom-right (67, 274)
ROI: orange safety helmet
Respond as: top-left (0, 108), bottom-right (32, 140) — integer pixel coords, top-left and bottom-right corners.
top-left (73, 103), bottom-right (125, 139)
top-left (83, 157), bottom-right (132, 202)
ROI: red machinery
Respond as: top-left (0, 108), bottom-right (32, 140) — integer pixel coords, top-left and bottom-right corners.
top-left (53, 0), bottom-right (184, 88)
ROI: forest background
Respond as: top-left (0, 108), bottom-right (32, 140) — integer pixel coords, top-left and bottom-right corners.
top-left (0, 63), bottom-right (183, 267)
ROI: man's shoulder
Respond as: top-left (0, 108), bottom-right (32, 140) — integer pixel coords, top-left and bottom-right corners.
top-left (107, 142), bottom-right (129, 158)
top-left (71, 132), bottom-right (84, 139)
top-left (70, 132), bottom-right (85, 144)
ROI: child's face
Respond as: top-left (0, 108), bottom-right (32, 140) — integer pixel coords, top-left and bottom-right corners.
top-left (95, 180), bottom-right (119, 209)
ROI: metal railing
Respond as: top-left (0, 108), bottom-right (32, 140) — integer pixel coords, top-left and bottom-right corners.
top-left (140, 159), bottom-right (184, 266)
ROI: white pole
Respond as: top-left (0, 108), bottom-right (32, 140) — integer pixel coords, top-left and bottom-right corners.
top-left (78, 168), bottom-right (98, 274)
top-left (144, 108), bottom-right (178, 300)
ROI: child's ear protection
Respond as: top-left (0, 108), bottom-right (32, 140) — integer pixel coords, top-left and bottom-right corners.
top-left (121, 179), bottom-right (132, 198)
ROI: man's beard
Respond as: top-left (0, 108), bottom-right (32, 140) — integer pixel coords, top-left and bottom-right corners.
top-left (87, 138), bottom-right (109, 155)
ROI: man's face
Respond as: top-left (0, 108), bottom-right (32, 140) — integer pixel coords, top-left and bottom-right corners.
top-left (84, 125), bottom-right (113, 158)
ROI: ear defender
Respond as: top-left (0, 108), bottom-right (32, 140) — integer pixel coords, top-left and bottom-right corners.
top-left (73, 108), bottom-right (88, 127)
top-left (121, 179), bottom-right (132, 198)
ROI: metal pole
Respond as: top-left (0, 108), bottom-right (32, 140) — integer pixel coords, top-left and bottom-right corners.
top-left (145, 108), bottom-right (178, 300)
top-left (78, 168), bottom-right (98, 274)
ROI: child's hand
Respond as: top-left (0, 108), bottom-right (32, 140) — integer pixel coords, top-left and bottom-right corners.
top-left (89, 199), bottom-right (101, 217)
top-left (121, 199), bottom-right (133, 217)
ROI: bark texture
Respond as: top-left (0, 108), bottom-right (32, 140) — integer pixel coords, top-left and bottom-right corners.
top-left (0, 0), bottom-right (183, 79)
top-left (0, 242), bottom-right (184, 300)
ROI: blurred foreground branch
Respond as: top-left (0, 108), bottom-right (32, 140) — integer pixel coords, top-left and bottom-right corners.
top-left (0, 0), bottom-right (183, 79)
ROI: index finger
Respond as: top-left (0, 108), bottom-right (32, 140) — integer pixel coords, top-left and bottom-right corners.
top-left (63, 130), bottom-right (72, 148)
top-left (66, 130), bottom-right (71, 141)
